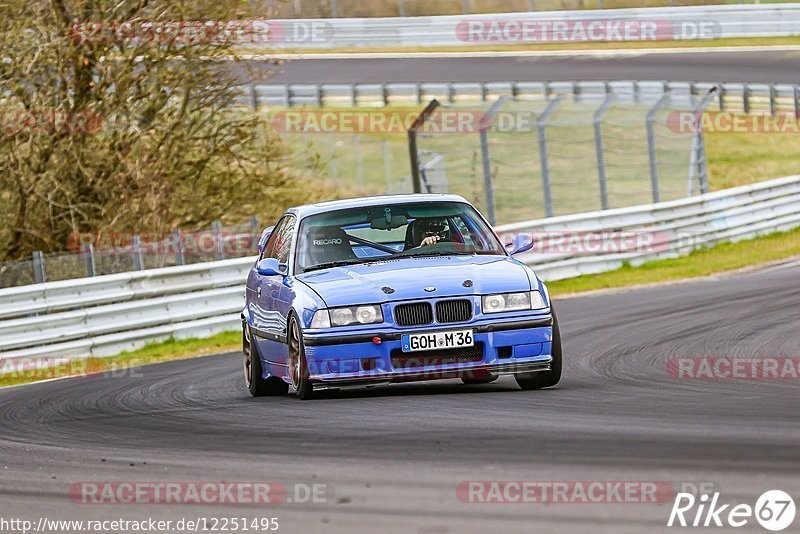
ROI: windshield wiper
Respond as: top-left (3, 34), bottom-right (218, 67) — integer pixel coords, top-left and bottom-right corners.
top-left (303, 258), bottom-right (368, 273)
top-left (404, 251), bottom-right (475, 258)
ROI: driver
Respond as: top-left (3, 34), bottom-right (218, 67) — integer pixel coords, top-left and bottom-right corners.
top-left (414, 218), bottom-right (450, 248)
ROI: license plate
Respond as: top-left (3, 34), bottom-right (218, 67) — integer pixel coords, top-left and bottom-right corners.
top-left (401, 330), bottom-right (474, 353)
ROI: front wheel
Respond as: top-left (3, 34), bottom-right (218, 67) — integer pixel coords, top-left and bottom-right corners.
top-left (244, 323), bottom-right (289, 397)
top-left (514, 309), bottom-right (562, 390)
top-left (288, 316), bottom-right (314, 400)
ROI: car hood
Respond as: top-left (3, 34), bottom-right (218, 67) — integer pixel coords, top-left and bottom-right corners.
top-left (296, 255), bottom-right (534, 307)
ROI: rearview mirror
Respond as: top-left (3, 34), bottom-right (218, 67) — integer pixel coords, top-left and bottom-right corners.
top-left (256, 257), bottom-right (287, 276)
top-left (506, 233), bottom-right (534, 256)
top-left (371, 215), bottom-right (408, 230)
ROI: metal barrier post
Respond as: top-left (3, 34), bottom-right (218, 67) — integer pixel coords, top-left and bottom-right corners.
top-left (250, 85), bottom-right (259, 111)
top-left (594, 94), bottom-right (615, 210)
top-left (83, 243), bottom-right (96, 277)
top-left (212, 222), bottom-right (224, 260)
top-left (32, 251), bottom-right (46, 284)
top-left (795, 86), bottom-right (800, 119)
top-left (646, 93), bottom-right (670, 204)
top-left (173, 229), bottom-right (185, 266)
top-left (538, 96), bottom-right (562, 218)
top-left (131, 235), bottom-right (144, 270)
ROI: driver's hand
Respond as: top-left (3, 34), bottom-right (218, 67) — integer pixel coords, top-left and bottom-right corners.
top-left (420, 235), bottom-right (441, 247)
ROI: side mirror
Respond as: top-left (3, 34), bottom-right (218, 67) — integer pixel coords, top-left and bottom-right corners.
top-left (256, 257), bottom-right (287, 276)
top-left (506, 233), bottom-right (534, 256)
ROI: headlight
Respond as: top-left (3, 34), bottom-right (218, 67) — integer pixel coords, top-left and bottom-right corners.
top-left (311, 305), bottom-right (384, 328)
top-left (482, 291), bottom-right (547, 314)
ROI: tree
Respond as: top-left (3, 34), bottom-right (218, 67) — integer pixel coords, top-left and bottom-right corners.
top-left (0, 0), bottom-right (320, 262)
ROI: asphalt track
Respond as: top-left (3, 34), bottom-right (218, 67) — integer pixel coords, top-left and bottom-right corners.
top-left (1, 261), bottom-right (799, 533)
top-left (248, 49), bottom-right (800, 84)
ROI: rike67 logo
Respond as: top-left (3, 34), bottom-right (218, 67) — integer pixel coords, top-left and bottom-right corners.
top-left (668, 490), bottom-right (795, 531)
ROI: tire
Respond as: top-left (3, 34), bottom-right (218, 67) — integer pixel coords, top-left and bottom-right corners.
top-left (288, 315), bottom-right (314, 400)
top-left (514, 309), bottom-right (562, 390)
top-left (243, 323), bottom-right (289, 397)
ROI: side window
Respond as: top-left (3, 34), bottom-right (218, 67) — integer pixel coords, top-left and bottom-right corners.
top-left (261, 217), bottom-right (288, 260)
top-left (274, 216), bottom-right (295, 264)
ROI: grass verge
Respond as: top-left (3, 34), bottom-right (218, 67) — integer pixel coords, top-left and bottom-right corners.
top-left (0, 331), bottom-right (241, 388)
top-left (548, 226), bottom-right (800, 296)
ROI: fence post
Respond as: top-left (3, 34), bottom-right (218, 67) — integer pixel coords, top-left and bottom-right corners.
top-left (285, 85), bottom-right (292, 107)
top-left (131, 235), bottom-right (144, 270)
top-left (330, 0), bottom-right (338, 17)
top-left (32, 251), bottom-right (46, 284)
top-left (477, 96), bottom-right (508, 225)
top-left (479, 129), bottom-right (495, 224)
top-left (408, 99), bottom-right (441, 193)
top-left (718, 82), bottom-right (726, 111)
top-left (646, 93), bottom-right (671, 204)
top-left (173, 228), bottom-right (185, 266)
top-left (83, 243), bottom-right (96, 277)
top-left (212, 221), bottom-right (224, 260)
top-left (398, 0), bottom-right (406, 16)
top-left (527, 0), bottom-right (536, 11)
top-left (688, 87), bottom-right (717, 195)
top-left (537, 96), bottom-right (563, 218)
top-left (593, 94), bottom-right (615, 210)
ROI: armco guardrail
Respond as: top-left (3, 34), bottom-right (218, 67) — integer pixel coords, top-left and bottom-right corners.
top-left (1, 173), bottom-right (799, 370)
top-left (264, 4), bottom-right (800, 49)
top-left (250, 80), bottom-right (800, 114)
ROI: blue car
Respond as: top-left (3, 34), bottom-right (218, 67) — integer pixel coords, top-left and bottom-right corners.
top-left (242, 194), bottom-right (562, 400)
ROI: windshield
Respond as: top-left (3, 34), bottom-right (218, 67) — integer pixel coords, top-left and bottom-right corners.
top-left (295, 201), bottom-right (505, 274)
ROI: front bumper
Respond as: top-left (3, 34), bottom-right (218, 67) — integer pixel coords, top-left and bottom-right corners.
top-left (302, 315), bottom-right (554, 389)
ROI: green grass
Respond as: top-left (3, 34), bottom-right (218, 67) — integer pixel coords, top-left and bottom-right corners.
top-left (705, 131), bottom-right (800, 191)
top-left (548, 226), bottom-right (800, 296)
top-left (0, 331), bottom-right (241, 388)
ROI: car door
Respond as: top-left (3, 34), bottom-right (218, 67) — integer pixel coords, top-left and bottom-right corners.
top-left (250, 215), bottom-right (296, 368)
